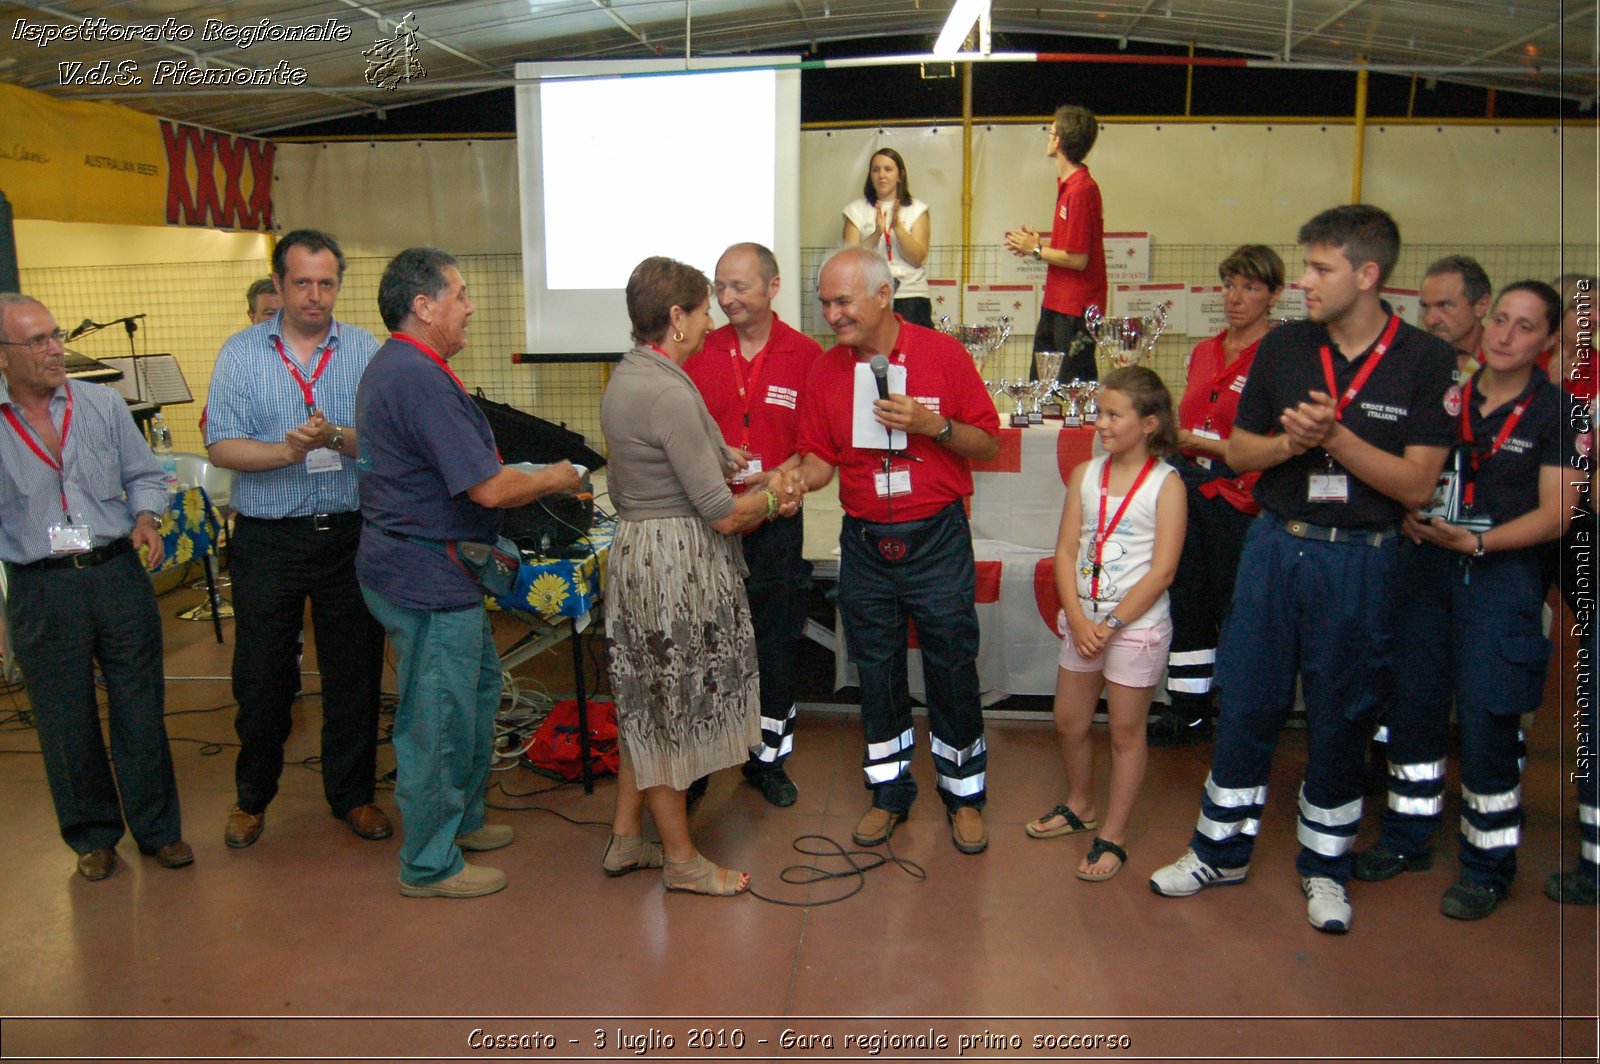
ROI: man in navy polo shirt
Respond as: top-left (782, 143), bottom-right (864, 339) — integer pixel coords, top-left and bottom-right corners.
top-left (792, 245), bottom-right (1000, 855)
top-left (356, 247), bottom-right (578, 898)
top-left (683, 243), bottom-right (822, 807)
top-left (1150, 205), bottom-right (1456, 933)
top-left (207, 228), bottom-right (390, 850)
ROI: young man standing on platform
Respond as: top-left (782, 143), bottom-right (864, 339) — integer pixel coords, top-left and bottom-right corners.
top-left (791, 246), bottom-right (1000, 855)
top-left (1005, 103), bottom-right (1108, 384)
top-left (683, 243), bottom-right (822, 807)
top-left (1149, 205), bottom-right (1456, 934)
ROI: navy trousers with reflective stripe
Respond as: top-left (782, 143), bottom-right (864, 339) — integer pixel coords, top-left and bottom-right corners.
top-left (837, 502), bottom-right (986, 813)
top-left (741, 513), bottom-right (809, 769)
top-left (1379, 544), bottom-right (1547, 889)
top-left (1192, 517), bottom-right (1396, 882)
top-left (1165, 464), bottom-right (1254, 718)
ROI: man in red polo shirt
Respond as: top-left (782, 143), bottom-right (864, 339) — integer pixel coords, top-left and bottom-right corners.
top-left (1005, 103), bottom-right (1108, 384)
top-left (683, 243), bottom-right (822, 807)
top-left (792, 246), bottom-right (1000, 854)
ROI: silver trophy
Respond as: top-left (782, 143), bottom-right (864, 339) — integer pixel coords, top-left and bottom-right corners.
top-left (1081, 380), bottom-right (1100, 423)
top-left (938, 314), bottom-right (1013, 376)
top-left (1084, 301), bottom-right (1171, 370)
top-left (1032, 350), bottom-right (1065, 418)
top-left (1060, 379), bottom-right (1087, 427)
top-left (994, 379), bottom-right (1033, 428)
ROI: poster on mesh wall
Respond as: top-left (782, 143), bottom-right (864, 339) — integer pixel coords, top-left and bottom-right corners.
top-left (967, 284), bottom-right (1038, 333)
top-left (1188, 286), bottom-right (1227, 336)
top-left (1276, 285), bottom-right (1308, 322)
top-left (1114, 282), bottom-right (1188, 334)
top-left (1382, 287), bottom-right (1422, 327)
top-left (929, 278), bottom-right (961, 324)
top-left (997, 234), bottom-right (1050, 285)
top-left (1105, 232), bottom-right (1151, 283)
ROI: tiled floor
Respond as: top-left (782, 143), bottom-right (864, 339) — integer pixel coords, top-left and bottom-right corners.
top-left (0, 580), bottom-right (1594, 1062)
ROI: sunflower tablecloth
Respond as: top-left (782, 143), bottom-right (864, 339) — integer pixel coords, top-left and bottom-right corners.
top-left (493, 518), bottom-right (613, 620)
top-left (152, 486), bottom-right (221, 572)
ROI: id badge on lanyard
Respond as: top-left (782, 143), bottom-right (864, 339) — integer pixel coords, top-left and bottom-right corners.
top-left (1308, 315), bottom-right (1399, 505)
top-left (3, 387), bottom-right (94, 553)
top-left (874, 461), bottom-right (912, 498)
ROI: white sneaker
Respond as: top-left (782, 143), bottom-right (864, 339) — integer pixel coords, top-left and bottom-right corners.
top-left (1149, 848), bottom-right (1249, 897)
top-left (1302, 875), bottom-right (1352, 933)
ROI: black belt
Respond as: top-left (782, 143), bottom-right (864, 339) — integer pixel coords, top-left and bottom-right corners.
top-left (1280, 517), bottom-right (1397, 549)
top-left (239, 512), bottom-right (359, 532)
top-left (13, 536), bottom-right (134, 572)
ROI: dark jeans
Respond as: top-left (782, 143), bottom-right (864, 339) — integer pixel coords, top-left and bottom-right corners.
top-left (1380, 544), bottom-right (1548, 890)
top-left (837, 502), bottom-right (986, 813)
top-left (7, 550), bottom-right (181, 854)
top-left (230, 514), bottom-right (384, 817)
top-left (1193, 517), bottom-right (1397, 882)
top-left (1165, 462), bottom-right (1255, 719)
top-left (1033, 307), bottom-right (1097, 383)
top-left (894, 297), bottom-right (933, 329)
top-left (742, 513), bottom-right (809, 768)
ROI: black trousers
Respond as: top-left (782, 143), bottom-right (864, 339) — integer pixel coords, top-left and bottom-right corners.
top-left (741, 513), bottom-right (810, 768)
top-left (1032, 307), bottom-right (1097, 383)
top-left (230, 513), bottom-right (385, 817)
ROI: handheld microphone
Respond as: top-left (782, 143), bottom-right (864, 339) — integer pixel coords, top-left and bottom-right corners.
top-left (869, 354), bottom-right (891, 402)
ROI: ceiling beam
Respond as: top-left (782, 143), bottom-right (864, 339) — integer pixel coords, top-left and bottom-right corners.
top-left (1291, 0), bottom-right (1370, 51)
top-left (1118, 0), bottom-right (1163, 48)
top-left (1459, 2), bottom-right (1597, 66)
top-left (333, 0), bottom-right (511, 79)
top-left (593, 0), bottom-right (652, 48)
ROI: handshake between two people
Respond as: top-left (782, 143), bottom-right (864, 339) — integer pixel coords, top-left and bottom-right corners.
top-left (727, 448), bottom-right (806, 519)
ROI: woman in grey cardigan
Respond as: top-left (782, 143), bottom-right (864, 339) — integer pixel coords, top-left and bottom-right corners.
top-left (599, 256), bottom-right (801, 896)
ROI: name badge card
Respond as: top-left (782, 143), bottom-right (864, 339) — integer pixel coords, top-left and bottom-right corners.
top-left (874, 465), bottom-right (912, 498)
top-left (48, 519), bottom-right (93, 555)
top-left (305, 448), bottom-right (342, 475)
top-left (853, 362), bottom-right (907, 451)
top-left (732, 457), bottom-right (763, 484)
top-left (1308, 473), bottom-right (1349, 502)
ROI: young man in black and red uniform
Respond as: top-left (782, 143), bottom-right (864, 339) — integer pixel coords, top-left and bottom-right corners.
top-left (1005, 103), bottom-right (1108, 383)
top-left (1149, 205), bottom-right (1456, 934)
top-left (792, 245), bottom-right (1000, 854)
top-left (683, 243), bottom-right (822, 807)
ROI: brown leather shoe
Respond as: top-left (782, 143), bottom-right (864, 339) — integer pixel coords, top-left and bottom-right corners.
top-left (852, 806), bottom-right (906, 847)
top-left (949, 806), bottom-right (988, 854)
top-left (343, 803), bottom-right (393, 841)
top-left (224, 805), bottom-right (265, 848)
top-left (154, 841), bottom-right (194, 869)
top-left (76, 847), bottom-right (117, 881)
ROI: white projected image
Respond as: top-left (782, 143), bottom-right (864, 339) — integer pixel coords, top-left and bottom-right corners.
top-left (540, 70), bottom-right (778, 290)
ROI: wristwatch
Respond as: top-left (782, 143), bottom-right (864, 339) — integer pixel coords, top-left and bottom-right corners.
top-left (1473, 532), bottom-right (1486, 557)
top-left (933, 417), bottom-right (954, 443)
top-left (328, 427), bottom-right (346, 451)
top-left (1031, 244), bottom-right (1043, 261)
top-left (1106, 615), bottom-right (1127, 630)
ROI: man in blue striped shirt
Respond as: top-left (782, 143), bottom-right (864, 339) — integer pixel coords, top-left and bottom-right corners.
top-left (206, 229), bottom-right (391, 850)
top-left (1, 293), bottom-right (190, 880)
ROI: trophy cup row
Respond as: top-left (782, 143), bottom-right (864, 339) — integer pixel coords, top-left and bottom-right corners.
top-left (937, 301), bottom-right (1171, 429)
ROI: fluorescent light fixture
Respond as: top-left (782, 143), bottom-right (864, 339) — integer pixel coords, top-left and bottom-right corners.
top-left (933, 0), bottom-right (989, 56)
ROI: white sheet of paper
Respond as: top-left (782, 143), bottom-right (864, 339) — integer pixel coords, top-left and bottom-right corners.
top-left (853, 361), bottom-right (907, 451)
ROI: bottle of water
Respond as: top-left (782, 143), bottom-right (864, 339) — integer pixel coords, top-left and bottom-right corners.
top-left (149, 412), bottom-right (179, 500)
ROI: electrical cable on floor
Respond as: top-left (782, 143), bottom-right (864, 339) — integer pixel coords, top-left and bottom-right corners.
top-left (746, 833), bottom-right (926, 907)
top-left (491, 670), bottom-right (555, 771)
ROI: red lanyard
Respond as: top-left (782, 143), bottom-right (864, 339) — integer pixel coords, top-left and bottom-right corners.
top-left (1090, 455), bottom-right (1157, 603)
top-left (1458, 379), bottom-right (1531, 508)
top-left (274, 335), bottom-right (333, 413)
top-left (729, 341), bottom-right (770, 451)
top-left (1318, 314), bottom-right (1401, 420)
top-left (3, 384), bottom-right (74, 513)
top-left (394, 332), bottom-right (469, 393)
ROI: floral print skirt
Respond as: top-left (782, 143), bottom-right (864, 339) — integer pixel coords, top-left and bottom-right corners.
top-left (604, 516), bottom-right (760, 791)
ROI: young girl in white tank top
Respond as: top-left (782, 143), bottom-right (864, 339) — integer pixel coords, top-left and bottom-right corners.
top-left (1025, 366), bottom-right (1187, 882)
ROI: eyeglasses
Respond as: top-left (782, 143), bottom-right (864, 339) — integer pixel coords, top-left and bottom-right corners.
top-left (0, 329), bottom-right (68, 354)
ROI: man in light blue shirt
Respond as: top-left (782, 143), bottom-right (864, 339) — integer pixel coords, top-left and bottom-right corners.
top-left (0, 293), bottom-right (190, 881)
top-left (206, 229), bottom-right (391, 850)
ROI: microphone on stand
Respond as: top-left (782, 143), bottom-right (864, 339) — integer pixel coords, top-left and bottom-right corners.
top-left (66, 319), bottom-right (95, 342)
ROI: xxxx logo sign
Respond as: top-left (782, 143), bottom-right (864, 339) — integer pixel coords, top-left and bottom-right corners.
top-left (160, 120), bottom-right (274, 230)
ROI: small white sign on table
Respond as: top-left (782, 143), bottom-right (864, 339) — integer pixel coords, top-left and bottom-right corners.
top-left (1276, 285), bottom-right (1308, 322)
top-left (997, 231), bottom-right (1050, 285)
top-left (929, 278), bottom-right (960, 322)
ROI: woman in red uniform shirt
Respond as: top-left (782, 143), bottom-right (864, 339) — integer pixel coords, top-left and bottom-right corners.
top-left (1148, 244), bottom-right (1285, 746)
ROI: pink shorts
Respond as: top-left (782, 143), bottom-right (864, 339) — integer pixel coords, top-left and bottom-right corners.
top-left (1057, 613), bottom-right (1173, 688)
